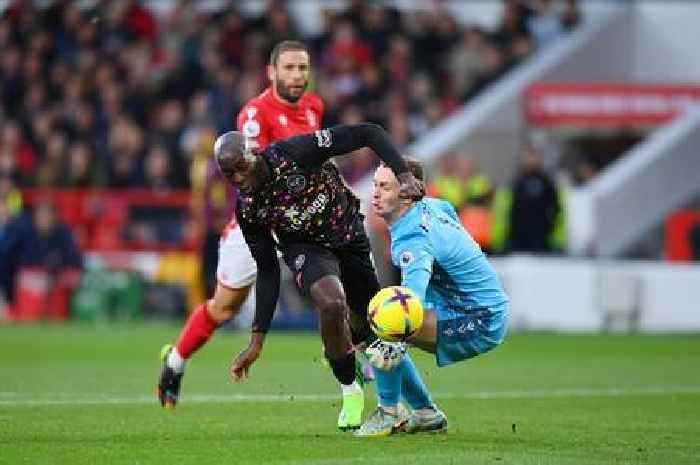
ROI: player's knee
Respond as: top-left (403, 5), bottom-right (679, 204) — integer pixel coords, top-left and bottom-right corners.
top-left (209, 293), bottom-right (242, 321)
top-left (310, 276), bottom-right (348, 320)
top-left (317, 297), bottom-right (348, 321)
top-left (207, 299), bottom-right (233, 322)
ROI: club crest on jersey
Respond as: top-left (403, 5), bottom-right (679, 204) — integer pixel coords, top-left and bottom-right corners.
top-left (295, 254), bottom-right (305, 271)
top-left (279, 115), bottom-right (288, 126)
top-left (399, 251), bottom-right (414, 267)
top-left (287, 174), bottom-right (307, 193)
top-left (314, 129), bottom-right (332, 148)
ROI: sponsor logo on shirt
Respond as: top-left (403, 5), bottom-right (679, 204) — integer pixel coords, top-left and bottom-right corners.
top-left (287, 174), bottom-right (307, 194)
top-left (279, 114), bottom-right (288, 126)
top-left (283, 193), bottom-right (329, 229)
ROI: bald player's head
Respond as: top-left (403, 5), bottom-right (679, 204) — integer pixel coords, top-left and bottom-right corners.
top-left (214, 131), bottom-right (258, 192)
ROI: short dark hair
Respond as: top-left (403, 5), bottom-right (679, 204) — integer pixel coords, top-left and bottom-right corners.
top-left (269, 40), bottom-right (309, 66)
top-left (404, 157), bottom-right (424, 182)
top-left (380, 157), bottom-right (424, 181)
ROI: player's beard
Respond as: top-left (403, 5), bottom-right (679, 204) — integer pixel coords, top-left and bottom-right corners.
top-left (276, 79), bottom-right (307, 103)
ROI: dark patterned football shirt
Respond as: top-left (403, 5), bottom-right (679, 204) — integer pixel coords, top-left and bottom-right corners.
top-left (237, 148), bottom-right (364, 249)
top-left (235, 123), bottom-right (410, 333)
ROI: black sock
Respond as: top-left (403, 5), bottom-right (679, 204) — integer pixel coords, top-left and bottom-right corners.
top-left (348, 311), bottom-right (373, 346)
top-left (327, 352), bottom-right (356, 385)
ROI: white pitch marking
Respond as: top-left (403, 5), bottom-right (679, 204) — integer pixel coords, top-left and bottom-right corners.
top-left (0, 386), bottom-right (698, 406)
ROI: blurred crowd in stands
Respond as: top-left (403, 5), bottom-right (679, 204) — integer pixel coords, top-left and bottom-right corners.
top-left (424, 144), bottom-right (563, 256)
top-left (0, 0), bottom-right (580, 318)
top-left (0, 0), bottom-right (579, 190)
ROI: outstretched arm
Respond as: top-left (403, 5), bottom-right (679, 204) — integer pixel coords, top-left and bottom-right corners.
top-left (276, 123), bottom-right (423, 199)
top-left (230, 211), bottom-right (280, 381)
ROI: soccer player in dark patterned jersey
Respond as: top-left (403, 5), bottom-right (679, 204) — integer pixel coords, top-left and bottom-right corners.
top-left (157, 42), bottom-right (328, 410)
top-left (214, 124), bottom-right (423, 431)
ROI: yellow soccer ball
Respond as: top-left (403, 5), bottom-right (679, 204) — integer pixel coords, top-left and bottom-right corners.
top-left (367, 286), bottom-right (424, 342)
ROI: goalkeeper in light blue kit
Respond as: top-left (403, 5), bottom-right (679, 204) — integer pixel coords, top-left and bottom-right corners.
top-left (355, 160), bottom-right (509, 437)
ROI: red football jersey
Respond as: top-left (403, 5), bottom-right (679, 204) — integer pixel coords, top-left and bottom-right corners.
top-left (220, 88), bottom-right (324, 235)
top-left (236, 88), bottom-right (324, 151)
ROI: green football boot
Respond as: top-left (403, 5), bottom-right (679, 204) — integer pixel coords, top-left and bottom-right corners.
top-left (156, 344), bottom-right (183, 409)
top-left (337, 390), bottom-right (364, 431)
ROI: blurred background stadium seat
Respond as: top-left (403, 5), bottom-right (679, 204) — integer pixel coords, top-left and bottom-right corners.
top-left (1, 0), bottom-right (699, 332)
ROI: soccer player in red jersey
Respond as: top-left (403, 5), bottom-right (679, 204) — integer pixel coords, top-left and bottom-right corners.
top-left (157, 41), bottom-right (327, 408)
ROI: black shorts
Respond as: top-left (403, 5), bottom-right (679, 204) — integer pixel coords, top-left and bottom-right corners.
top-left (281, 234), bottom-right (380, 322)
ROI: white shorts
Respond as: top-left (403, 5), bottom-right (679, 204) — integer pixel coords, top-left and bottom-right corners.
top-left (216, 225), bottom-right (257, 289)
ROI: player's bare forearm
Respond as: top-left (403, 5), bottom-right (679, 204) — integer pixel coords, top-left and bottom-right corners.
top-left (240, 224), bottom-right (280, 334)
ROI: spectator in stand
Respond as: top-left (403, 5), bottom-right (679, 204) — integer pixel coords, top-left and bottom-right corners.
top-left (449, 27), bottom-right (489, 101)
top-left (464, 42), bottom-right (508, 100)
top-left (62, 141), bottom-right (103, 187)
top-left (354, 63), bottom-right (389, 124)
top-left (508, 145), bottom-right (560, 253)
top-left (0, 174), bottom-right (22, 218)
top-left (572, 156), bottom-right (599, 186)
top-left (152, 100), bottom-right (189, 188)
top-left (427, 153), bottom-right (467, 210)
top-left (492, 1), bottom-right (529, 50)
top-left (1, 120), bottom-right (35, 183)
top-left (562, 0), bottom-right (581, 30)
top-left (525, 0), bottom-right (567, 47)
top-left (35, 130), bottom-right (67, 187)
top-left (106, 116), bottom-right (145, 187)
top-left (322, 21), bottom-right (369, 101)
top-left (143, 145), bottom-right (176, 192)
top-left (458, 158), bottom-right (495, 252)
top-left (0, 200), bottom-right (82, 313)
top-left (261, 2), bottom-right (300, 48)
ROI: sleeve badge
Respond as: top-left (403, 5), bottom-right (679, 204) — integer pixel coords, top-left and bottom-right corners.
top-left (314, 129), bottom-right (332, 148)
top-left (243, 120), bottom-right (260, 138)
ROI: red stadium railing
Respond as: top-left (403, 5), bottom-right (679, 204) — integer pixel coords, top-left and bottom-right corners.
top-left (21, 189), bottom-right (201, 252)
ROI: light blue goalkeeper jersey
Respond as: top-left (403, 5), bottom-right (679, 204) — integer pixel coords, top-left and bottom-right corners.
top-left (389, 198), bottom-right (508, 314)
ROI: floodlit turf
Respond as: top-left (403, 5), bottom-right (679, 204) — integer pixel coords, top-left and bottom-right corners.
top-left (1, 324), bottom-right (699, 465)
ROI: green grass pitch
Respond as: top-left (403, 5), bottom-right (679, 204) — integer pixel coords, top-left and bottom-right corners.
top-left (1, 324), bottom-right (699, 465)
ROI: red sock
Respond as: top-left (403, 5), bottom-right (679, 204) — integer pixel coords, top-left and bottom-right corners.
top-left (175, 303), bottom-right (219, 359)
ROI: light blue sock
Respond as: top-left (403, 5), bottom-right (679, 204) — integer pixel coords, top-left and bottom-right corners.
top-left (374, 353), bottom-right (434, 409)
top-left (399, 353), bottom-right (434, 410)
top-left (373, 362), bottom-right (402, 408)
